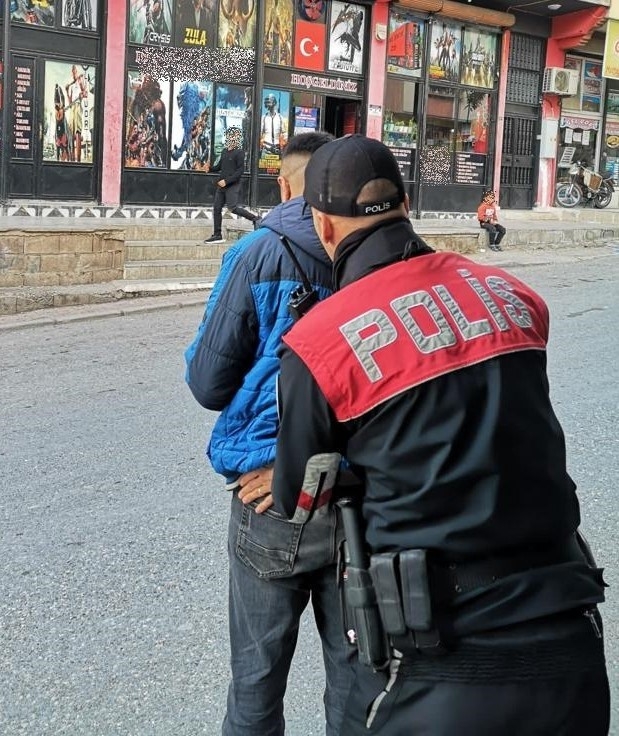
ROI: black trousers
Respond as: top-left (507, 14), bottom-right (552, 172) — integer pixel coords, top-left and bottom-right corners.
top-left (340, 611), bottom-right (610, 735)
top-left (213, 183), bottom-right (257, 235)
top-left (480, 221), bottom-right (506, 247)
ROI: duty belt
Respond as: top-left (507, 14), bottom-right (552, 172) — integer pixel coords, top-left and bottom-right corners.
top-left (369, 534), bottom-right (587, 657)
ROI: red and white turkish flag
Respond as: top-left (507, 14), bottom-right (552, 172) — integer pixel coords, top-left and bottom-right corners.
top-left (294, 20), bottom-right (326, 72)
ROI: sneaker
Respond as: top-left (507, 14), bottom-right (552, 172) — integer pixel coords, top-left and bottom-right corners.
top-left (489, 244), bottom-right (503, 252)
top-left (204, 234), bottom-right (225, 244)
top-left (253, 217), bottom-right (263, 231)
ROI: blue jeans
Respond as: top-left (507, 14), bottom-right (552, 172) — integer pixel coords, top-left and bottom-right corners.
top-left (223, 492), bottom-right (356, 736)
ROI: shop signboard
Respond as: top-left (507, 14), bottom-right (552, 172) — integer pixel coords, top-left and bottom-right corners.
top-left (454, 152), bottom-right (486, 184)
top-left (12, 58), bottom-right (34, 160)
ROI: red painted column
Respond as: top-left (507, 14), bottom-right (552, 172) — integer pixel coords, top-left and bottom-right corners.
top-left (366, 1), bottom-right (390, 141)
top-left (101, 0), bottom-right (127, 206)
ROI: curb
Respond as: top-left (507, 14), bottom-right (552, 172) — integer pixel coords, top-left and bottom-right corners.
top-left (0, 292), bottom-right (208, 333)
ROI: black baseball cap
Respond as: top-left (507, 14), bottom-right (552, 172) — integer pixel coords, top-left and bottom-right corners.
top-left (303, 134), bottom-right (406, 217)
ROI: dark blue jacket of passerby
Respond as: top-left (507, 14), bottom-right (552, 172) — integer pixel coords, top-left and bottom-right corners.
top-left (184, 196), bottom-right (333, 482)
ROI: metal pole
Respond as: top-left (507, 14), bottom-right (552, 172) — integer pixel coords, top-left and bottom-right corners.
top-left (1, 0), bottom-right (12, 205)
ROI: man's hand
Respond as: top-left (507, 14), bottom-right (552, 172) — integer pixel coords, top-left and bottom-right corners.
top-left (238, 465), bottom-right (274, 513)
top-left (217, 179), bottom-right (226, 188)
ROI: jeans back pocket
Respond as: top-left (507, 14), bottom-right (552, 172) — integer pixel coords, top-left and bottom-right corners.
top-left (235, 499), bottom-right (303, 579)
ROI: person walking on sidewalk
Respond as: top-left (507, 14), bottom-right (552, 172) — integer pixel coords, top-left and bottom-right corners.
top-left (477, 188), bottom-right (506, 252)
top-left (204, 126), bottom-right (260, 244)
top-left (185, 131), bottom-right (356, 736)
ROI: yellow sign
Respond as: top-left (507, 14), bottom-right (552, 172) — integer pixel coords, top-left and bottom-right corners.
top-left (603, 19), bottom-right (619, 79)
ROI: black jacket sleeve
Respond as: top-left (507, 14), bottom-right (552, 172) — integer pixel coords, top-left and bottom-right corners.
top-left (271, 346), bottom-right (345, 518)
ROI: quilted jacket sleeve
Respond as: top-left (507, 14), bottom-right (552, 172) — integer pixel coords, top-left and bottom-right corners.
top-left (184, 245), bottom-right (258, 410)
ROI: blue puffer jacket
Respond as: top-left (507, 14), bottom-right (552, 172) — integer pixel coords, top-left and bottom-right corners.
top-left (184, 196), bottom-right (333, 483)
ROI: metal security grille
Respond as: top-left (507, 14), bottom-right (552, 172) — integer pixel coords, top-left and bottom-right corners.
top-left (501, 33), bottom-right (545, 208)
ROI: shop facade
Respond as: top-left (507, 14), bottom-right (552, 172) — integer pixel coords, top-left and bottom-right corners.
top-left (1, 0), bottom-right (373, 209)
top-left (1, 0), bottom-right (612, 213)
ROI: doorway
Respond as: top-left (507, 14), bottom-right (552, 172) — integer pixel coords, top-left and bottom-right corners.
top-left (324, 97), bottom-right (361, 137)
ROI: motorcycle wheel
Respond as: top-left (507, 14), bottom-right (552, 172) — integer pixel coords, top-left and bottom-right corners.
top-left (594, 182), bottom-right (613, 209)
top-left (555, 182), bottom-right (582, 208)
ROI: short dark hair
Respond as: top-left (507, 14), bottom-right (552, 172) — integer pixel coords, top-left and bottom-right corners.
top-left (282, 132), bottom-right (335, 160)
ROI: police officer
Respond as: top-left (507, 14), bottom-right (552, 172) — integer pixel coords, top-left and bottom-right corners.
top-left (270, 135), bottom-right (610, 735)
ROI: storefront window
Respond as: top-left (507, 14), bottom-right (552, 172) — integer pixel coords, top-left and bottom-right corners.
top-left (383, 77), bottom-right (418, 180)
top-left (562, 55), bottom-right (603, 113)
top-left (557, 115), bottom-right (599, 171)
top-left (423, 85), bottom-right (456, 183)
top-left (601, 89), bottom-right (619, 184)
top-left (422, 86), bottom-right (491, 185)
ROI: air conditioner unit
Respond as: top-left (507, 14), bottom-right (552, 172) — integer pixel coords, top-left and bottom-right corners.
top-left (542, 67), bottom-right (579, 95)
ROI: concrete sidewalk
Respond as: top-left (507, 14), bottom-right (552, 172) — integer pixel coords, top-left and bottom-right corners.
top-left (2, 206), bottom-right (619, 320)
top-left (1, 241), bottom-right (615, 333)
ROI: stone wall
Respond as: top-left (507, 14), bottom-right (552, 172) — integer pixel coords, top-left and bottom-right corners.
top-left (0, 230), bottom-right (124, 287)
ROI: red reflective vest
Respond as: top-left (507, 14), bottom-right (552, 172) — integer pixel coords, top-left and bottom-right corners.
top-left (283, 252), bottom-right (549, 421)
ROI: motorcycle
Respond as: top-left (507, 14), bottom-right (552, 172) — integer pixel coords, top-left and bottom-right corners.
top-left (555, 161), bottom-right (615, 209)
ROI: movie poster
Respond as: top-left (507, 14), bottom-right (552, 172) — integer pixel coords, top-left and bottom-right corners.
top-left (429, 21), bottom-right (461, 83)
top-left (259, 88), bottom-right (289, 175)
top-left (125, 71), bottom-right (170, 168)
top-left (218, 0), bottom-right (257, 49)
top-left (328, 2), bottom-right (366, 75)
top-left (128, 0), bottom-right (172, 46)
top-left (10, 0), bottom-right (55, 25)
top-left (174, 0), bottom-right (217, 48)
top-left (460, 29), bottom-right (496, 89)
top-left (61, 0), bottom-right (97, 31)
top-left (582, 60), bottom-right (602, 113)
top-left (387, 11), bottom-right (425, 78)
top-left (170, 80), bottom-right (213, 171)
top-left (293, 106), bottom-right (319, 135)
top-left (43, 62), bottom-right (96, 164)
top-left (212, 84), bottom-right (251, 167)
top-left (263, 0), bottom-right (294, 66)
top-left (296, 0), bottom-right (325, 22)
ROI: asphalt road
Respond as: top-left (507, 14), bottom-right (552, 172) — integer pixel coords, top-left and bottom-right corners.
top-left (1, 250), bottom-right (617, 735)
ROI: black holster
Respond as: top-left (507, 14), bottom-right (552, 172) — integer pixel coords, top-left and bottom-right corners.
top-left (337, 499), bottom-right (390, 670)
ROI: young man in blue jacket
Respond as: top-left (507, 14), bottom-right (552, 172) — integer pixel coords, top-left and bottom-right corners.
top-left (185, 132), bottom-right (355, 736)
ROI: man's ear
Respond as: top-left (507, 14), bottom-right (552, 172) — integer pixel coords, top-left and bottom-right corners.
top-left (313, 211), bottom-right (337, 260)
top-left (278, 176), bottom-right (291, 203)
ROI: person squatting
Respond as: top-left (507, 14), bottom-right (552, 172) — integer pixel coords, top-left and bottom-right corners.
top-left (269, 135), bottom-right (610, 735)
